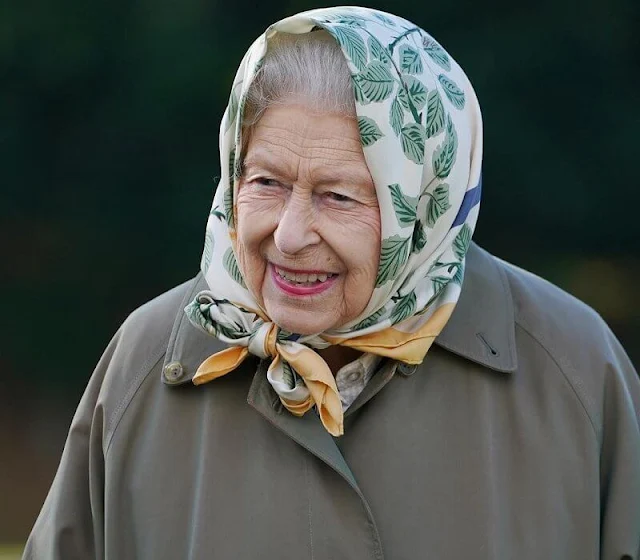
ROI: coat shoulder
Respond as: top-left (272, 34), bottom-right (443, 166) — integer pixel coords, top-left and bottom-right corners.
top-left (494, 255), bottom-right (634, 437)
top-left (97, 276), bottom-right (201, 447)
top-left (496, 256), bottom-right (607, 344)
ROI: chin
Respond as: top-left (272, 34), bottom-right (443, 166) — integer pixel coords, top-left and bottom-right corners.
top-left (269, 308), bottom-right (334, 336)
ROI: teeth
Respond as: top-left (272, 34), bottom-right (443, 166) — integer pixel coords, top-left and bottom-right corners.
top-left (276, 267), bottom-right (335, 284)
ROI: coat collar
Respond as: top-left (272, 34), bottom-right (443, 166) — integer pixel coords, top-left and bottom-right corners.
top-left (435, 242), bottom-right (518, 373)
top-left (161, 242), bottom-right (517, 386)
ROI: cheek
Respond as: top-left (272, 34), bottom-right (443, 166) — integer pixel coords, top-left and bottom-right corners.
top-left (325, 207), bottom-right (381, 280)
top-left (235, 189), bottom-right (282, 293)
top-left (236, 187), bottom-right (281, 238)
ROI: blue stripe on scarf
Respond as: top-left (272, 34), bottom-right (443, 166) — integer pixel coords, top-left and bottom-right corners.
top-left (451, 177), bottom-right (482, 227)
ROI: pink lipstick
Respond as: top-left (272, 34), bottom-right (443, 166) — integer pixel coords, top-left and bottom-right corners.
top-left (270, 264), bottom-right (338, 296)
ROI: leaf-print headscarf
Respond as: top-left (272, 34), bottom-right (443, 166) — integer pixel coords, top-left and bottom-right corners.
top-left (185, 7), bottom-right (483, 436)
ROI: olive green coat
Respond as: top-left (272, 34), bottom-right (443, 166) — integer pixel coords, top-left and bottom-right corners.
top-left (24, 244), bottom-right (640, 559)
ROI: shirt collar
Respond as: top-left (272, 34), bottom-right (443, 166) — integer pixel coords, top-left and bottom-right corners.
top-left (161, 242), bottom-right (517, 386)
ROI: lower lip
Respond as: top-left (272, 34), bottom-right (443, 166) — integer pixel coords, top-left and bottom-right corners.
top-left (270, 264), bottom-right (338, 296)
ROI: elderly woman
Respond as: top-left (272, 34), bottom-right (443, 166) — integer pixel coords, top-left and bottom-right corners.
top-left (24, 7), bottom-right (639, 560)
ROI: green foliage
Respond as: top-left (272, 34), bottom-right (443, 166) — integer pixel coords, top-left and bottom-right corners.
top-left (376, 235), bottom-right (411, 286)
top-left (353, 307), bottom-right (387, 330)
top-left (425, 183), bottom-right (452, 227)
top-left (282, 360), bottom-right (296, 389)
top-left (390, 291), bottom-right (417, 323)
top-left (201, 231), bottom-right (214, 271)
top-left (438, 74), bottom-right (466, 109)
top-left (390, 95), bottom-right (404, 135)
top-left (358, 116), bottom-right (384, 146)
top-left (388, 183), bottom-right (418, 226)
top-left (452, 262), bottom-right (465, 285)
top-left (368, 35), bottom-right (393, 66)
top-left (412, 220), bottom-right (428, 252)
top-left (425, 90), bottom-right (445, 138)
top-left (400, 45), bottom-right (423, 74)
top-left (331, 26), bottom-right (367, 71)
top-left (355, 61), bottom-right (395, 102)
top-left (432, 116), bottom-right (457, 178)
top-left (400, 75), bottom-right (428, 111)
top-left (422, 36), bottom-right (451, 70)
top-left (430, 275), bottom-right (449, 293)
top-left (401, 123), bottom-right (426, 164)
top-left (223, 247), bottom-right (246, 288)
top-left (453, 224), bottom-right (473, 259)
top-left (225, 83), bottom-right (241, 132)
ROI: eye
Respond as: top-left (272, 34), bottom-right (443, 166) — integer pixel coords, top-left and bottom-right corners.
top-left (325, 192), bottom-right (353, 203)
top-left (254, 177), bottom-right (280, 187)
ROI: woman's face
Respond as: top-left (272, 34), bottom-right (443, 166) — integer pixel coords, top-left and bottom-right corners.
top-left (236, 103), bottom-right (381, 335)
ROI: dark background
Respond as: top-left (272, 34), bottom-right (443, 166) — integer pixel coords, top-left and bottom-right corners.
top-left (2, 0), bottom-right (639, 549)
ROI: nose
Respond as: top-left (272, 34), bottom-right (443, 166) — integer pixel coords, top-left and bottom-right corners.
top-left (273, 192), bottom-right (321, 255)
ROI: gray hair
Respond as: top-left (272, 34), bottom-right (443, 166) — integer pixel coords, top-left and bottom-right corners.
top-left (242, 30), bottom-right (356, 130)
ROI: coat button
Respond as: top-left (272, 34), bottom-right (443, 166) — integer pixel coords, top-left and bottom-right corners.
top-left (164, 361), bottom-right (185, 383)
top-left (397, 363), bottom-right (417, 376)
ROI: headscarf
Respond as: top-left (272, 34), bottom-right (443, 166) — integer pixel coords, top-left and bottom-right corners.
top-left (185, 7), bottom-right (483, 436)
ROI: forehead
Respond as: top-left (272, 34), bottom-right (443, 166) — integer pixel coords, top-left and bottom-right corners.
top-left (242, 104), bottom-right (373, 186)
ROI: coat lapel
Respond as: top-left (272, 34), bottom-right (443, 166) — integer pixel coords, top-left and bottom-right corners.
top-left (246, 360), bottom-right (359, 488)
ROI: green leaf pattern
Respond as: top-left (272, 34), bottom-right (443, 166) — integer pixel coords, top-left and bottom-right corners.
top-left (390, 291), bottom-right (417, 323)
top-left (223, 247), bottom-right (246, 288)
top-left (431, 275), bottom-right (449, 293)
top-left (376, 235), bottom-right (411, 287)
top-left (401, 123), bottom-right (426, 164)
top-left (355, 61), bottom-right (395, 102)
top-left (358, 116), bottom-right (384, 146)
top-left (453, 224), bottom-right (472, 260)
top-left (425, 183), bottom-right (452, 228)
top-left (400, 45), bottom-right (423, 74)
top-left (422, 36), bottom-right (451, 70)
top-left (388, 183), bottom-right (418, 226)
top-left (400, 75), bottom-right (427, 111)
top-left (332, 26), bottom-right (368, 71)
top-left (352, 307), bottom-right (387, 330)
top-left (201, 231), bottom-right (214, 271)
top-left (438, 74), bottom-right (466, 110)
top-left (433, 116), bottom-right (458, 178)
top-left (412, 220), bottom-right (427, 252)
top-left (425, 90), bottom-right (445, 138)
top-left (452, 261), bottom-right (465, 285)
top-left (225, 84), bottom-right (240, 132)
top-left (368, 35), bottom-right (393, 67)
top-left (390, 95), bottom-right (404, 135)
top-left (282, 360), bottom-right (296, 389)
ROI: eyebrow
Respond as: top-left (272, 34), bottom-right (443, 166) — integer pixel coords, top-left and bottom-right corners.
top-left (242, 149), bottom-right (293, 179)
top-left (242, 147), bottom-right (374, 190)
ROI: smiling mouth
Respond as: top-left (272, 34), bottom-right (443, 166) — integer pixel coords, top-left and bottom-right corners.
top-left (270, 264), bottom-right (339, 296)
top-left (274, 266), bottom-right (337, 286)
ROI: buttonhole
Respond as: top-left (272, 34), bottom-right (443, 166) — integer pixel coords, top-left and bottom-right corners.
top-left (476, 333), bottom-right (499, 357)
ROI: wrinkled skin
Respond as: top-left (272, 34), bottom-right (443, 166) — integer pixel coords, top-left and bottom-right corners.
top-left (236, 103), bottom-right (381, 338)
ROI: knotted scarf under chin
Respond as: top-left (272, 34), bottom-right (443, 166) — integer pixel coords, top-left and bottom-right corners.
top-left (186, 294), bottom-right (344, 435)
top-left (185, 292), bottom-right (455, 436)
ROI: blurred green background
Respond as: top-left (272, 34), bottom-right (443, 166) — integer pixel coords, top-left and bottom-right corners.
top-left (1, 0), bottom-right (638, 551)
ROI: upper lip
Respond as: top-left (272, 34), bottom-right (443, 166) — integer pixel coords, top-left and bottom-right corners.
top-left (271, 263), bottom-right (338, 275)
